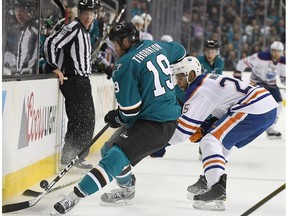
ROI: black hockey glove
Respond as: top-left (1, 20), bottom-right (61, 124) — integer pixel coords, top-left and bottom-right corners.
top-left (95, 63), bottom-right (113, 80)
top-left (104, 109), bottom-right (124, 128)
top-left (233, 70), bottom-right (242, 81)
top-left (189, 116), bottom-right (219, 143)
top-left (103, 65), bottom-right (113, 80)
top-left (201, 116), bottom-right (218, 132)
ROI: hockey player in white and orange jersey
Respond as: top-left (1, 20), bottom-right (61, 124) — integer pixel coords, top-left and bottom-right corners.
top-left (233, 41), bottom-right (286, 138)
top-left (168, 56), bottom-right (278, 211)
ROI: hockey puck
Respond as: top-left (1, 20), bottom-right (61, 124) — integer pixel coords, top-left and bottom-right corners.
top-left (40, 180), bottom-right (49, 189)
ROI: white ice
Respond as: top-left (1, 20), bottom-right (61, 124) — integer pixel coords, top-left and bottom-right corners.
top-left (3, 108), bottom-right (286, 216)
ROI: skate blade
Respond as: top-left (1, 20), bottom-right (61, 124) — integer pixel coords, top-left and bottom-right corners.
top-left (193, 200), bottom-right (225, 211)
top-left (100, 199), bottom-right (134, 207)
top-left (187, 189), bottom-right (208, 201)
top-left (267, 135), bottom-right (281, 140)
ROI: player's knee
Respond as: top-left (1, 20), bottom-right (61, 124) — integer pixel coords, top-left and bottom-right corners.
top-left (200, 133), bottom-right (223, 157)
top-left (99, 145), bottom-right (130, 178)
top-left (100, 142), bottom-right (112, 158)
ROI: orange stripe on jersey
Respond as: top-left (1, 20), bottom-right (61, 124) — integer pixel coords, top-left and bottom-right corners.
top-left (203, 159), bottom-right (226, 169)
top-left (187, 75), bottom-right (208, 100)
top-left (212, 112), bottom-right (245, 140)
top-left (178, 119), bottom-right (198, 131)
top-left (243, 89), bottom-right (268, 104)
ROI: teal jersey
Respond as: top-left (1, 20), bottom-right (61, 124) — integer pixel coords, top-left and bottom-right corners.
top-left (89, 20), bottom-right (100, 46)
top-left (113, 40), bottom-right (186, 128)
top-left (174, 84), bottom-right (186, 105)
top-left (197, 55), bottom-right (224, 75)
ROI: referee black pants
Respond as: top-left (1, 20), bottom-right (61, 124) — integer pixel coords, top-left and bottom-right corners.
top-left (60, 76), bottom-right (95, 164)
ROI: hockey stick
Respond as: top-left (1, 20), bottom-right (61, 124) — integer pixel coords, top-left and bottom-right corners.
top-left (240, 183), bottom-right (285, 216)
top-left (259, 84), bottom-right (286, 91)
top-left (53, 0), bottom-right (66, 19)
top-left (22, 177), bottom-right (82, 197)
top-left (91, 5), bottom-right (126, 62)
top-left (2, 123), bottom-right (110, 213)
top-left (49, 0), bottom-right (67, 34)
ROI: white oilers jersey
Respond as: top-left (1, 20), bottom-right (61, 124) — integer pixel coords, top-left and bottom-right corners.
top-left (236, 51), bottom-right (286, 85)
top-left (169, 74), bottom-right (278, 144)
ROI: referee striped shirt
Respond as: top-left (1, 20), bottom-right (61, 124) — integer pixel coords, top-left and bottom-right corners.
top-left (44, 19), bottom-right (92, 77)
top-left (17, 20), bottom-right (38, 74)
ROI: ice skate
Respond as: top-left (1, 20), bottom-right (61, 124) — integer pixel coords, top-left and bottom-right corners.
top-left (74, 159), bottom-right (93, 169)
top-left (61, 158), bottom-right (93, 173)
top-left (193, 174), bottom-right (226, 211)
top-left (187, 175), bottom-right (208, 200)
top-left (266, 128), bottom-right (281, 139)
top-left (54, 191), bottom-right (81, 214)
top-left (100, 174), bottom-right (136, 206)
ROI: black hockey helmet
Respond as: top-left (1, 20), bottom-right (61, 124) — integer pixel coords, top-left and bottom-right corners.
top-left (78, 0), bottom-right (100, 11)
top-left (108, 21), bottom-right (140, 43)
top-left (10, 0), bottom-right (38, 16)
top-left (204, 40), bottom-right (220, 49)
top-left (11, 0), bottom-right (37, 8)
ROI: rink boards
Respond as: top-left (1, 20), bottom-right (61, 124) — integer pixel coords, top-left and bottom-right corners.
top-left (2, 71), bottom-right (285, 202)
top-left (2, 75), bottom-right (115, 201)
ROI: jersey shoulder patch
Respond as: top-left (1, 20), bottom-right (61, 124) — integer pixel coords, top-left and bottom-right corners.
top-left (279, 56), bottom-right (285, 64)
top-left (185, 74), bottom-right (207, 101)
top-left (257, 52), bottom-right (271, 61)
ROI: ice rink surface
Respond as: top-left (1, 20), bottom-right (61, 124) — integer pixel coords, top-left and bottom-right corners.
top-left (3, 108), bottom-right (286, 216)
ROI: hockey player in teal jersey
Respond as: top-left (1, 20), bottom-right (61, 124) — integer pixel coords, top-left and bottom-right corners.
top-left (197, 40), bottom-right (224, 75)
top-left (52, 21), bottom-right (186, 214)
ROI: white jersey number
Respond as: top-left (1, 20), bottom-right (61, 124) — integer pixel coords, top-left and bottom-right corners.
top-left (146, 54), bottom-right (174, 97)
top-left (219, 77), bottom-right (252, 94)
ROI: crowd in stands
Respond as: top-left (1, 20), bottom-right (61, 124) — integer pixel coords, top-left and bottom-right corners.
top-left (3, 0), bottom-right (285, 75)
top-left (131, 0), bottom-right (286, 71)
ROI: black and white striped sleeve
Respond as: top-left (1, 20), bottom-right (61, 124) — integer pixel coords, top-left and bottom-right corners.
top-left (44, 21), bottom-right (79, 70)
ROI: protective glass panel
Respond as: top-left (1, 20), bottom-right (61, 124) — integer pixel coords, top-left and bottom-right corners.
top-left (3, 0), bottom-right (40, 75)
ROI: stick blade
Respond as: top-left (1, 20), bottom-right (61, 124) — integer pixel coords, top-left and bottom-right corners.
top-left (2, 201), bottom-right (30, 213)
top-left (22, 189), bottom-right (42, 197)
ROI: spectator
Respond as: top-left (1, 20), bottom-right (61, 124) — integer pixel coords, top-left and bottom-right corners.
top-left (66, 6), bottom-right (76, 22)
top-left (224, 50), bottom-right (237, 71)
top-left (131, 15), bottom-right (144, 31)
top-left (160, 35), bottom-right (173, 42)
top-left (140, 13), bottom-right (153, 40)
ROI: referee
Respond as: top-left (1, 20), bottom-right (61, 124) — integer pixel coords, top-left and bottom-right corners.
top-left (12, 0), bottom-right (38, 75)
top-left (44, 0), bottom-right (100, 169)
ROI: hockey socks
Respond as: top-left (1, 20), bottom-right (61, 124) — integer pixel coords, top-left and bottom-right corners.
top-left (76, 165), bottom-right (112, 196)
top-left (77, 145), bottom-right (130, 196)
top-left (116, 165), bottom-right (133, 187)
